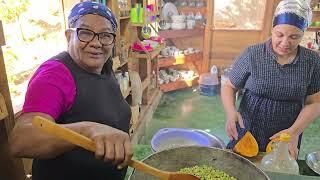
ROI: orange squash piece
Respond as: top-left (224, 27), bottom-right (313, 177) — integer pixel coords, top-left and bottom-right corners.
top-left (233, 131), bottom-right (259, 157)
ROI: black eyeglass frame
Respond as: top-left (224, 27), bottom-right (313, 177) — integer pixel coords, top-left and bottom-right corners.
top-left (71, 27), bottom-right (116, 46)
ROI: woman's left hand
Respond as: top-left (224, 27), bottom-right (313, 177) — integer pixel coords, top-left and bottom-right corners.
top-left (270, 129), bottom-right (299, 159)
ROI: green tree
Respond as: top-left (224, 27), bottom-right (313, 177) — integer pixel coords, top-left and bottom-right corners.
top-left (0, 0), bottom-right (30, 41)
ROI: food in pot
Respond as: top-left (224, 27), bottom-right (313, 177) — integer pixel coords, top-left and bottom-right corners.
top-left (179, 165), bottom-right (236, 180)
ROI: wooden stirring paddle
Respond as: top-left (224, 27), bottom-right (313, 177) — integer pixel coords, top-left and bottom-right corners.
top-left (32, 116), bottom-right (200, 180)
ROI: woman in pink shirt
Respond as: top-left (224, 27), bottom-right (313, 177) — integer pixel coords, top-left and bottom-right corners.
top-left (10, 2), bottom-right (132, 180)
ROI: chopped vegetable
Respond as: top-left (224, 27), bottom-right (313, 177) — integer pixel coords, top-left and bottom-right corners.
top-left (179, 165), bottom-right (236, 180)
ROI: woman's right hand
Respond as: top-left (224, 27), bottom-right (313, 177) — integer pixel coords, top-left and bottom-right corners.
top-left (82, 122), bottom-right (133, 169)
top-left (225, 111), bottom-right (244, 141)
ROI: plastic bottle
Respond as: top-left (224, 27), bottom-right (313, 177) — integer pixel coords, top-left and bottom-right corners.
top-left (260, 133), bottom-right (299, 175)
top-left (123, 72), bottom-right (129, 91)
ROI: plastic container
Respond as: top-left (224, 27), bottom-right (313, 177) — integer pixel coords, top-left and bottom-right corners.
top-left (260, 133), bottom-right (299, 175)
top-left (199, 73), bottom-right (219, 96)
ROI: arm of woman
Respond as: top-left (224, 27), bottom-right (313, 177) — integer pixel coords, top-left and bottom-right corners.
top-left (10, 113), bottom-right (133, 168)
top-left (221, 79), bottom-right (244, 140)
top-left (221, 47), bottom-right (251, 141)
top-left (290, 92), bottom-right (320, 136)
top-left (271, 55), bottom-right (320, 158)
top-left (10, 112), bottom-right (79, 159)
top-left (270, 92), bottom-right (320, 159)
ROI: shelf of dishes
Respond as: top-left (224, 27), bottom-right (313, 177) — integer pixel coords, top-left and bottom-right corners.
top-left (178, 7), bottom-right (207, 17)
top-left (307, 27), bottom-right (320, 31)
top-left (159, 72), bottom-right (199, 92)
top-left (131, 43), bottom-right (165, 60)
top-left (158, 51), bottom-right (203, 68)
top-left (130, 2), bottom-right (160, 26)
top-left (159, 28), bottom-right (204, 38)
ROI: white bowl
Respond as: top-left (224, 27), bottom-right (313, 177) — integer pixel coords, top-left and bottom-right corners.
top-left (171, 22), bottom-right (186, 30)
top-left (171, 15), bottom-right (185, 23)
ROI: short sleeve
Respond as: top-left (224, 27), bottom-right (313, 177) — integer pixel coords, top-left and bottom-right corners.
top-left (22, 60), bottom-right (76, 120)
top-left (307, 58), bottom-right (320, 96)
top-left (229, 47), bottom-right (252, 89)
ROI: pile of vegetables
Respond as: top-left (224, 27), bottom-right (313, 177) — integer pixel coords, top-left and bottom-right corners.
top-left (179, 165), bottom-right (236, 180)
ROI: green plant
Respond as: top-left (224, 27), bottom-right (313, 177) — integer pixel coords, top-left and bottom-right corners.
top-left (180, 165), bottom-right (236, 180)
top-left (0, 0), bottom-right (30, 41)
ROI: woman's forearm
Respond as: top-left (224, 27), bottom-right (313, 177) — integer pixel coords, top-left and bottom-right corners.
top-left (290, 103), bottom-right (320, 136)
top-left (221, 80), bottom-right (237, 114)
top-left (9, 113), bottom-right (89, 159)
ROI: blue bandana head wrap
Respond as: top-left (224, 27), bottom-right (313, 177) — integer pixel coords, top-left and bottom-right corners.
top-left (68, 1), bottom-right (117, 32)
top-left (273, 0), bottom-right (312, 31)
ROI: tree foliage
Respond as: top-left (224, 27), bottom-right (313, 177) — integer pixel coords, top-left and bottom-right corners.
top-left (0, 0), bottom-right (30, 23)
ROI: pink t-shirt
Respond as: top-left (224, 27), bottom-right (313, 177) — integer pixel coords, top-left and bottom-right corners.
top-left (22, 60), bottom-right (76, 120)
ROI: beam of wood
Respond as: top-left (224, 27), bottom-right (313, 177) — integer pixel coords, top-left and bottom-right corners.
top-left (0, 92), bottom-right (8, 120)
top-left (0, 48), bottom-right (16, 135)
top-left (260, 0), bottom-right (281, 41)
top-left (0, 21), bottom-right (5, 46)
top-left (0, 121), bottom-right (26, 180)
top-left (202, 0), bottom-right (214, 73)
top-left (0, 19), bottom-right (25, 180)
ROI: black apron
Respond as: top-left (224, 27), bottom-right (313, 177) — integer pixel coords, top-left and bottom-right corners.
top-left (32, 52), bottom-right (131, 180)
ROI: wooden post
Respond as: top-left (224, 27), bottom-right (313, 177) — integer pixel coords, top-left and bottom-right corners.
top-left (260, 0), bottom-right (282, 41)
top-left (202, 0), bottom-right (214, 73)
top-left (0, 20), bottom-right (26, 180)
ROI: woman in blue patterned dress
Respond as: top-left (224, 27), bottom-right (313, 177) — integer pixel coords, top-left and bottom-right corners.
top-left (221, 0), bottom-right (320, 159)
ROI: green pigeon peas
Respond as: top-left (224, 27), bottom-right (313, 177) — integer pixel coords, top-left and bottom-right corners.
top-left (180, 165), bottom-right (237, 180)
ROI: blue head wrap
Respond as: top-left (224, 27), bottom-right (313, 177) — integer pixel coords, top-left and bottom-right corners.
top-left (273, 0), bottom-right (312, 31)
top-left (68, 1), bottom-right (117, 32)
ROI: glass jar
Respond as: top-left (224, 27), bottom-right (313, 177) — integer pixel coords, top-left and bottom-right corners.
top-left (260, 133), bottom-right (299, 175)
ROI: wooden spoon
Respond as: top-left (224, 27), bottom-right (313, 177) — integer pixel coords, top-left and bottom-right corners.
top-left (32, 116), bottom-right (200, 180)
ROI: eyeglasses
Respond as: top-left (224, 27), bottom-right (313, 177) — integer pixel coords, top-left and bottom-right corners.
top-left (71, 28), bottom-right (116, 46)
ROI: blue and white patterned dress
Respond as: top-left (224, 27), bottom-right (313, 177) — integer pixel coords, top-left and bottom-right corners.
top-left (227, 39), bottom-right (320, 151)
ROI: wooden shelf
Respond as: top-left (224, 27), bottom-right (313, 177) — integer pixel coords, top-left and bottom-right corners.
top-left (130, 22), bottom-right (146, 27)
top-left (158, 51), bottom-right (203, 68)
top-left (146, 11), bottom-right (159, 16)
top-left (120, 16), bottom-right (130, 20)
top-left (147, 88), bottom-right (159, 105)
top-left (142, 77), bottom-right (150, 90)
top-left (120, 7), bottom-right (131, 11)
top-left (159, 28), bottom-right (204, 38)
top-left (112, 58), bottom-right (128, 70)
top-left (131, 43), bottom-right (165, 60)
top-left (122, 87), bottom-right (131, 98)
top-left (159, 76), bottom-right (199, 92)
top-left (307, 26), bottom-right (320, 31)
top-left (178, 7), bottom-right (207, 16)
top-left (312, 10), bottom-right (320, 12)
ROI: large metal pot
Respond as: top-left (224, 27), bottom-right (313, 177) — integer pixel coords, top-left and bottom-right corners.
top-left (129, 146), bottom-right (270, 180)
top-left (151, 128), bottom-right (226, 152)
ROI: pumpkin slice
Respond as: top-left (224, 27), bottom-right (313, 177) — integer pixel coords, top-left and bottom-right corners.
top-left (233, 131), bottom-right (259, 157)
